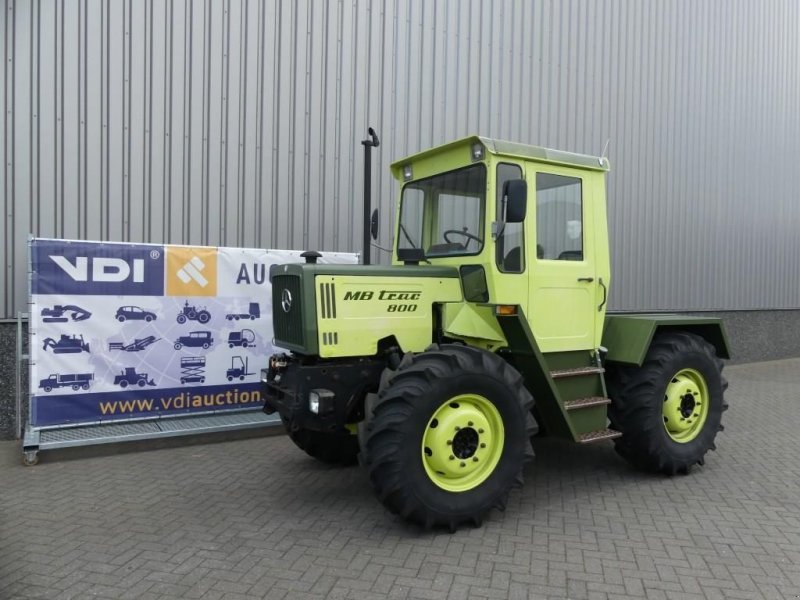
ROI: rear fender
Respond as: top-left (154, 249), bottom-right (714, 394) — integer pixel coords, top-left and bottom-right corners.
top-left (602, 314), bottom-right (731, 366)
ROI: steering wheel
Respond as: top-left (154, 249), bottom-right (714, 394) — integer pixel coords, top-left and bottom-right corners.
top-left (443, 229), bottom-right (482, 249)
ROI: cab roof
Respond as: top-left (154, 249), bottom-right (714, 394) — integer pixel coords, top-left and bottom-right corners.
top-left (390, 135), bottom-right (610, 175)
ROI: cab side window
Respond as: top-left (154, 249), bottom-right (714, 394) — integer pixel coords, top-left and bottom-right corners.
top-left (496, 163), bottom-right (525, 272)
top-left (536, 173), bottom-right (583, 261)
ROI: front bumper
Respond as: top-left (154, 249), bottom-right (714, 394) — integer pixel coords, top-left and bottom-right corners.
top-left (262, 354), bottom-right (384, 433)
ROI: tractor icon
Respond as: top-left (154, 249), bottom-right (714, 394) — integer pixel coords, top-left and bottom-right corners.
top-left (176, 300), bottom-right (211, 324)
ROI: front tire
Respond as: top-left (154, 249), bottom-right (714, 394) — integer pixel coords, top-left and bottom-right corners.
top-left (607, 332), bottom-right (728, 475)
top-left (365, 344), bottom-right (537, 530)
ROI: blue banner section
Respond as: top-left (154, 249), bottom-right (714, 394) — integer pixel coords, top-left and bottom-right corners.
top-left (31, 382), bottom-right (263, 426)
top-left (32, 239), bottom-right (165, 296)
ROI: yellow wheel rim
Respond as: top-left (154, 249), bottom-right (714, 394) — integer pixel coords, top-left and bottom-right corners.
top-left (662, 368), bottom-right (709, 443)
top-left (421, 394), bottom-right (505, 492)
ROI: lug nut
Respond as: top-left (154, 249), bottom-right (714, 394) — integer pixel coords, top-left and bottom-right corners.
top-left (446, 440), bottom-right (452, 445)
top-left (468, 421), bottom-right (474, 427)
top-left (478, 428), bottom-right (484, 434)
top-left (460, 462), bottom-right (466, 467)
top-left (480, 443), bottom-right (486, 448)
top-left (455, 426), bottom-right (460, 431)
top-left (473, 457), bottom-right (479, 462)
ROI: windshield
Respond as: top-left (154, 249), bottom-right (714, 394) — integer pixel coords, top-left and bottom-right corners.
top-left (398, 164), bottom-right (486, 257)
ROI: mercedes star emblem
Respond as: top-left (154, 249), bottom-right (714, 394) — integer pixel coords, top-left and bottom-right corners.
top-left (281, 288), bottom-right (293, 313)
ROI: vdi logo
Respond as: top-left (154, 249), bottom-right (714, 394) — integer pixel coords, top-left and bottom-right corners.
top-left (32, 239), bottom-right (165, 296)
top-left (49, 255), bottom-right (146, 283)
top-left (166, 246), bottom-right (218, 297)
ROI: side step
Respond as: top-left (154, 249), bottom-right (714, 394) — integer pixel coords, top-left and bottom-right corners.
top-left (564, 396), bottom-right (611, 411)
top-left (578, 428), bottom-right (622, 444)
top-left (550, 366), bottom-right (605, 379)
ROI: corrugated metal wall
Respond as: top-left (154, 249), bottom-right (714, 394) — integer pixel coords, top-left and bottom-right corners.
top-left (3, 0), bottom-right (800, 318)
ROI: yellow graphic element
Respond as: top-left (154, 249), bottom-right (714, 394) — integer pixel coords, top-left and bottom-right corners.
top-left (166, 246), bottom-right (218, 296)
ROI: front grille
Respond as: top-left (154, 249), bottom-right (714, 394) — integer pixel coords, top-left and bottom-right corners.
top-left (272, 274), bottom-right (304, 347)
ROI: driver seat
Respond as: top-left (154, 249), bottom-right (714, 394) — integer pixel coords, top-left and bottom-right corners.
top-left (427, 242), bottom-right (465, 255)
top-left (503, 247), bottom-right (522, 272)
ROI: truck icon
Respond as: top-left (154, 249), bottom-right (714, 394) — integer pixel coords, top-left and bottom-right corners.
top-left (42, 334), bottom-right (90, 354)
top-left (39, 373), bottom-right (93, 392)
top-left (113, 367), bottom-right (156, 388)
top-left (227, 329), bottom-right (255, 348)
top-left (174, 331), bottom-right (213, 350)
top-left (225, 302), bottom-right (260, 321)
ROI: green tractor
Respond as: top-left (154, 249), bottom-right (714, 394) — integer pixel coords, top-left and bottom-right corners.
top-left (262, 135), bottom-right (729, 530)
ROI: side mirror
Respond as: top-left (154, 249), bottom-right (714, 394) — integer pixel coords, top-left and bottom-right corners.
top-left (370, 208), bottom-right (379, 240)
top-left (503, 179), bottom-right (527, 223)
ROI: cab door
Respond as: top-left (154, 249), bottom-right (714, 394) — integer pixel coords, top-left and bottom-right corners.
top-left (527, 164), bottom-right (599, 353)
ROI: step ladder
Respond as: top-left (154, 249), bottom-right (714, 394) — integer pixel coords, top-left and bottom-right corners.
top-left (549, 364), bottom-right (621, 444)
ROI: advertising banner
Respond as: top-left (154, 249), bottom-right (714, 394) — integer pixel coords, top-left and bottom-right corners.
top-left (29, 238), bottom-right (357, 427)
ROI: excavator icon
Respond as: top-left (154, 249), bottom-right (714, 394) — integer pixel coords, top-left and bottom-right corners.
top-left (40, 305), bottom-right (92, 323)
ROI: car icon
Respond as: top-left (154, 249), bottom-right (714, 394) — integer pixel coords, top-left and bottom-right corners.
top-left (115, 306), bottom-right (157, 323)
top-left (174, 331), bottom-right (213, 350)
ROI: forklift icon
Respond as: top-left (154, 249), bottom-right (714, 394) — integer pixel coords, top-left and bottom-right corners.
top-left (226, 356), bottom-right (253, 382)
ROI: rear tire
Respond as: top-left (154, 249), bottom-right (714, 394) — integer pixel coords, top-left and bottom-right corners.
top-left (607, 332), bottom-right (728, 475)
top-left (364, 344), bottom-right (537, 530)
top-left (281, 416), bottom-right (360, 466)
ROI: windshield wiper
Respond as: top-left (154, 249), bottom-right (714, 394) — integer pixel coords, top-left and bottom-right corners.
top-left (399, 223), bottom-right (418, 249)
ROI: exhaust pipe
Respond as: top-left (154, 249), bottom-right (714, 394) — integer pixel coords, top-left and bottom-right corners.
top-left (361, 127), bottom-right (380, 265)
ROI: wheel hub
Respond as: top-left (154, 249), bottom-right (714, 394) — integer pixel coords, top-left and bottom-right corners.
top-left (421, 394), bottom-right (505, 492)
top-left (679, 393), bottom-right (696, 418)
top-left (662, 368), bottom-right (709, 443)
top-left (452, 427), bottom-right (479, 459)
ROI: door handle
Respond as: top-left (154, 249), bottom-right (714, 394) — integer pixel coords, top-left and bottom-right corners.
top-left (598, 277), bottom-right (608, 312)
top-left (577, 277), bottom-right (594, 283)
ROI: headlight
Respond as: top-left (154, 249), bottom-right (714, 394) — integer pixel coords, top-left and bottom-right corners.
top-left (308, 389), bottom-right (335, 415)
top-left (308, 391), bottom-right (321, 414)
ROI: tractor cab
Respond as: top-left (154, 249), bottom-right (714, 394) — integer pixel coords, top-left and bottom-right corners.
top-left (391, 136), bottom-right (611, 354)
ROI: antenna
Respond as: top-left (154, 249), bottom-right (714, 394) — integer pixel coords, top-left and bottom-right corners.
top-left (600, 138), bottom-right (611, 166)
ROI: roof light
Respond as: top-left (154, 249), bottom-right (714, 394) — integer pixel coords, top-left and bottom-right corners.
top-left (402, 164), bottom-right (413, 181)
top-left (471, 143), bottom-right (485, 161)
